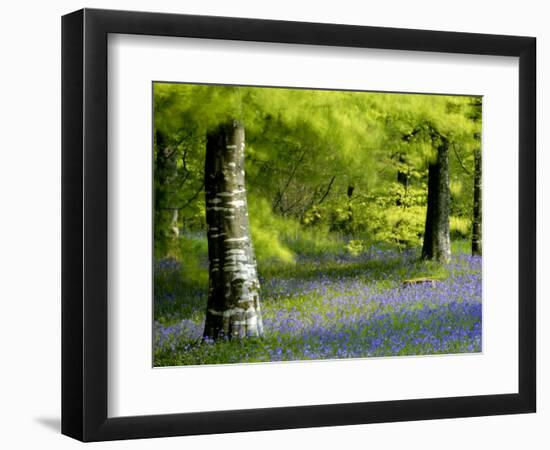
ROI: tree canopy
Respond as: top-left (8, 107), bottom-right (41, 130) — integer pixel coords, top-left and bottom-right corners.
top-left (153, 82), bottom-right (481, 267)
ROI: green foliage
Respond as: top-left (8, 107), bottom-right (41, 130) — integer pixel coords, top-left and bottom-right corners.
top-left (176, 234), bottom-right (208, 285)
top-left (364, 205), bottom-right (427, 249)
top-left (345, 239), bottom-right (367, 256)
top-left (249, 197), bottom-right (296, 265)
top-left (153, 82), bottom-right (481, 259)
top-left (450, 216), bottom-right (472, 240)
top-left (152, 84), bottom-right (483, 362)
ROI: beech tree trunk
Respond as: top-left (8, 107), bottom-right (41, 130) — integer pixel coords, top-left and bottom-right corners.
top-left (471, 147), bottom-right (482, 255)
top-left (154, 131), bottom-right (179, 244)
top-left (203, 120), bottom-right (263, 340)
top-left (422, 139), bottom-right (451, 263)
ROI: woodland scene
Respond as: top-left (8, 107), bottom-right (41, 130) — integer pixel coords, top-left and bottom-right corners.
top-left (153, 83), bottom-right (482, 366)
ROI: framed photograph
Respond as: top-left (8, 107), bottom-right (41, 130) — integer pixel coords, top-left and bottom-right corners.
top-left (61, 8), bottom-right (536, 442)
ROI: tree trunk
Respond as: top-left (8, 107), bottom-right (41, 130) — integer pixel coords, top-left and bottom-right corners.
top-left (397, 170), bottom-right (410, 188)
top-left (471, 147), bottom-right (482, 255)
top-left (154, 131), bottom-right (179, 248)
top-left (203, 120), bottom-right (263, 340)
top-left (396, 155), bottom-right (410, 206)
top-left (422, 139), bottom-right (451, 263)
top-left (397, 154), bottom-right (410, 189)
top-left (347, 184), bottom-right (354, 223)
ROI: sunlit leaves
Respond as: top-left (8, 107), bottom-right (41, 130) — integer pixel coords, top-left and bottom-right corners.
top-left (153, 82), bottom-right (481, 256)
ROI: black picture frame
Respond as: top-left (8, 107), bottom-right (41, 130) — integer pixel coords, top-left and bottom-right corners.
top-left (61, 8), bottom-right (536, 442)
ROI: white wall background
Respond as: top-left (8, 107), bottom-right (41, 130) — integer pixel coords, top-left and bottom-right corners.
top-left (0, 0), bottom-right (546, 448)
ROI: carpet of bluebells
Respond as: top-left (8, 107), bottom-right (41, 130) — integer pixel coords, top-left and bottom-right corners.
top-left (154, 244), bottom-right (481, 366)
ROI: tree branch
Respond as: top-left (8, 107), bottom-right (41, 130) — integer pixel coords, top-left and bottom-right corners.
top-left (451, 143), bottom-right (471, 176)
top-left (158, 181), bottom-right (205, 211)
top-left (273, 148), bottom-right (307, 211)
top-left (317, 175), bottom-right (336, 205)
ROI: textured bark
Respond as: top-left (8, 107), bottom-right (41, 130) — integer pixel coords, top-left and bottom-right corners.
top-left (203, 120), bottom-right (263, 340)
top-left (471, 147), bottom-right (482, 255)
top-left (422, 139), bottom-right (451, 263)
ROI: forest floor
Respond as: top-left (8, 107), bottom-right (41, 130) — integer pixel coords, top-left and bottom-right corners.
top-left (153, 240), bottom-right (481, 367)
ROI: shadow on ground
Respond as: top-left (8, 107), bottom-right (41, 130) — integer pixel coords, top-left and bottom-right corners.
top-left (35, 417), bottom-right (60, 433)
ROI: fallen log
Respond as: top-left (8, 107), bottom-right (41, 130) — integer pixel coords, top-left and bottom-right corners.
top-left (402, 277), bottom-right (441, 287)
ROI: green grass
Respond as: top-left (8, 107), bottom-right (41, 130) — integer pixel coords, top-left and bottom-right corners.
top-left (154, 238), bottom-right (451, 327)
top-left (153, 239), bottom-right (480, 367)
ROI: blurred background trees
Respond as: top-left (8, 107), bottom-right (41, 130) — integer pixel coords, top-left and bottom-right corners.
top-left (153, 83), bottom-right (482, 271)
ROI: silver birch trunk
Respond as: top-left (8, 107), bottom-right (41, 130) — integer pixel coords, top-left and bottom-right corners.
top-left (203, 120), bottom-right (263, 340)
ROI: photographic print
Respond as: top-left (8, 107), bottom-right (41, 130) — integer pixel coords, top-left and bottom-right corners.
top-left (153, 83), bottom-right (482, 367)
